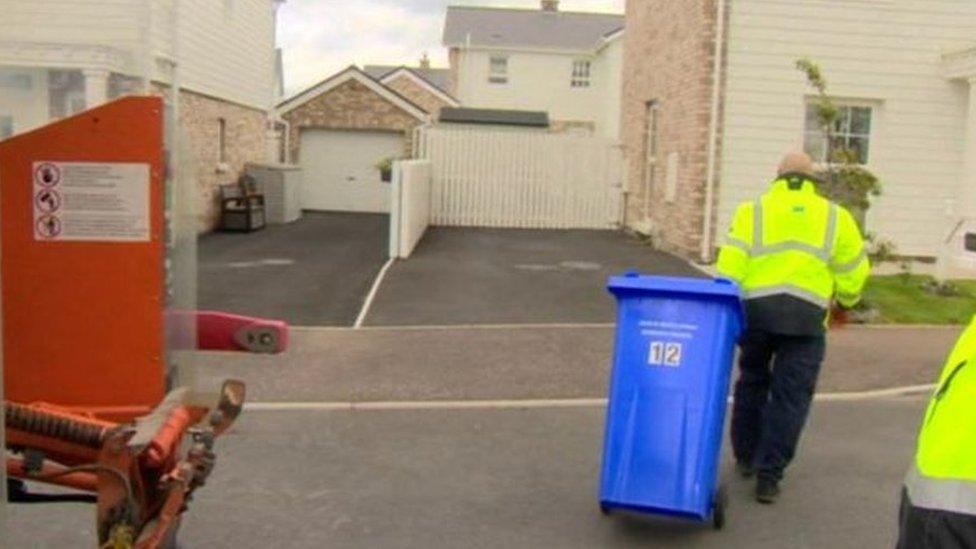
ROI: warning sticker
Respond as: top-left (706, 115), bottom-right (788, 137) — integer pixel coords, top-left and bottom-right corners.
top-left (32, 162), bottom-right (150, 242)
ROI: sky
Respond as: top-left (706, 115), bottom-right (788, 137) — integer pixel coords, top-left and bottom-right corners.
top-left (277, 0), bottom-right (625, 95)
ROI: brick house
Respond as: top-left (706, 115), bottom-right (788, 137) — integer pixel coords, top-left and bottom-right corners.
top-left (0, 0), bottom-right (284, 231)
top-left (622, 0), bottom-right (976, 263)
top-left (276, 66), bottom-right (430, 213)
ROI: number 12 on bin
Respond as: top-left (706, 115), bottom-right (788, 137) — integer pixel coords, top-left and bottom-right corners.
top-left (648, 341), bottom-right (683, 367)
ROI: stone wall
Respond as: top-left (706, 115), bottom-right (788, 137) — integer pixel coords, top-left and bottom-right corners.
top-left (179, 89), bottom-right (268, 231)
top-left (280, 78), bottom-right (422, 163)
top-left (620, 0), bottom-right (725, 260)
top-left (383, 73), bottom-right (450, 118)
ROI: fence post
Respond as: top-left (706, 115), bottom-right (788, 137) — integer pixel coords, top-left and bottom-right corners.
top-left (389, 161), bottom-right (403, 259)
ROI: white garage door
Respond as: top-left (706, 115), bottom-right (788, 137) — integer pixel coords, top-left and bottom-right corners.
top-left (299, 129), bottom-right (403, 213)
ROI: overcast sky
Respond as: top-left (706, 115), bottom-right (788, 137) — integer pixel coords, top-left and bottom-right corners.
top-left (277, 0), bottom-right (625, 95)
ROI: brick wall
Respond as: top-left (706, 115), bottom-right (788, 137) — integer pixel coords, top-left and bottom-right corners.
top-left (383, 73), bottom-right (450, 118)
top-left (550, 120), bottom-right (596, 134)
top-left (280, 78), bottom-right (423, 164)
top-left (179, 89), bottom-right (268, 231)
top-left (620, 0), bottom-right (724, 260)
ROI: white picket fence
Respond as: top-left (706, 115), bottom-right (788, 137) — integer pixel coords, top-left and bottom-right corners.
top-left (413, 126), bottom-right (624, 229)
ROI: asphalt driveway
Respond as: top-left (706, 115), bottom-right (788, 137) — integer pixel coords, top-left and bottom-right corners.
top-left (365, 227), bottom-right (703, 326)
top-left (198, 212), bottom-right (388, 326)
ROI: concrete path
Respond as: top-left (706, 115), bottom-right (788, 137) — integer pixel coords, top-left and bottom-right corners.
top-left (366, 228), bottom-right (703, 326)
top-left (198, 212), bottom-right (388, 326)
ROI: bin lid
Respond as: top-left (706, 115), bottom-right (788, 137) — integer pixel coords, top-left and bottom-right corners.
top-left (607, 273), bottom-right (742, 302)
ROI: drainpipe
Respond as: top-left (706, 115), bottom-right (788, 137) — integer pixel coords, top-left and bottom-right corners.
top-left (700, 0), bottom-right (728, 264)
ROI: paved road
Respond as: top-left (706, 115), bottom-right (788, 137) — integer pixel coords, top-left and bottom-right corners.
top-left (188, 325), bottom-right (960, 404)
top-left (366, 228), bottom-right (703, 326)
top-left (8, 398), bottom-right (924, 548)
top-left (198, 212), bottom-right (388, 326)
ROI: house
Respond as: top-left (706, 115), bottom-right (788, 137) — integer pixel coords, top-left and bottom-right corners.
top-left (364, 55), bottom-right (460, 117)
top-left (276, 65), bottom-right (430, 213)
top-left (621, 0), bottom-right (976, 263)
top-left (0, 0), bottom-right (284, 230)
top-left (443, 1), bottom-right (624, 139)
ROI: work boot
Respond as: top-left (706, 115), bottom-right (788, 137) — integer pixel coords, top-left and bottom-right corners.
top-left (755, 478), bottom-right (780, 504)
top-left (736, 461), bottom-right (756, 479)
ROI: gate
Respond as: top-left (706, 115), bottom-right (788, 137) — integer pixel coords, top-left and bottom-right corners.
top-left (414, 126), bottom-right (623, 229)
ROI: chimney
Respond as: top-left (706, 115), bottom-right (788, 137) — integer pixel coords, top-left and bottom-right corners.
top-left (541, 0), bottom-right (558, 11)
top-left (419, 52), bottom-right (431, 70)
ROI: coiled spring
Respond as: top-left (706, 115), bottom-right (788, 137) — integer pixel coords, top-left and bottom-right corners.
top-left (4, 402), bottom-right (107, 448)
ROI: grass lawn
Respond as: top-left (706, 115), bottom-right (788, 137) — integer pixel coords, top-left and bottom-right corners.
top-left (863, 275), bottom-right (976, 325)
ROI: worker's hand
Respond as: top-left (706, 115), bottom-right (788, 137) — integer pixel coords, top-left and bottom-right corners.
top-left (829, 303), bottom-right (851, 329)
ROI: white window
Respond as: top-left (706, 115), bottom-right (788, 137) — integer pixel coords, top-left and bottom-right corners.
top-left (0, 115), bottom-right (13, 140)
top-left (804, 103), bottom-right (873, 164)
top-left (643, 101), bottom-right (660, 218)
top-left (489, 56), bottom-right (508, 85)
top-left (571, 60), bottom-right (591, 88)
top-left (218, 118), bottom-right (228, 163)
top-left (0, 72), bottom-right (31, 90)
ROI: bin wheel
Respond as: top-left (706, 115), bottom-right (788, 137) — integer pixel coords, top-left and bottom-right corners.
top-left (712, 484), bottom-right (728, 530)
top-left (600, 503), bottom-right (611, 516)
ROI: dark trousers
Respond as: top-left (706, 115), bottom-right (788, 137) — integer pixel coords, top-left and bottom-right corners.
top-left (731, 330), bottom-right (825, 482)
top-left (898, 489), bottom-right (976, 548)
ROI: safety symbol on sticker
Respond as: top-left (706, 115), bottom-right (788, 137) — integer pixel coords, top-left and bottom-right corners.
top-left (35, 189), bottom-right (61, 213)
top-left (34, 163), bottom-right (61, 187)
top-left (649, 341), bottom-right (683, 367)
top-left (36, 215), bottom-right (62, 239)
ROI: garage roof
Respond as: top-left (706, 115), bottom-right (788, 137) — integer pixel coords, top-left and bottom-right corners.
top-left (276, 65), bottom-right (430, 121)
top-left (439, 107), bottom-right (550, 128)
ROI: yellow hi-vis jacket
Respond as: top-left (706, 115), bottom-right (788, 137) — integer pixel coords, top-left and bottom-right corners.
top-left (905, 316), bottom-right (976, 515)
top-left (716, 175), bottom-right (869, 310)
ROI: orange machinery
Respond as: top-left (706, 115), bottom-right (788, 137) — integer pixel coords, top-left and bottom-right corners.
top-left (1, 97), bottom-right (287, 547)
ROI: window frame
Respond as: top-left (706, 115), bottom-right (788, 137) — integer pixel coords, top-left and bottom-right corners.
top-left (803, 100), bottom-right (875, 166)
top-left (643, 101), bottom-right (661, 219)
top-left (571, 59), bottom-right (591, 88)
top-left (488, 55), bottom-right (508, 85)
top-left (0, 115), bottom-right (13, 140)
top-left (218, 118), bottom-right (228, 164)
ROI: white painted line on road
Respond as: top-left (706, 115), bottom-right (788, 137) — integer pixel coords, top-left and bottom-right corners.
top-left (245, 384), bottom-right (935, 413)
top-left (813, 383), bottom-right (935, 401)
top-left (353, 258), bottom-right (395, 329)
top-left (246, 398), bottom-right (608, 412)
top-left (292, 322), bottom-right (616, 332)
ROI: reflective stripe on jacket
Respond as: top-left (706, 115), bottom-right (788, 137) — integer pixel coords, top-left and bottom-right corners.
top-left (715, 174), bottom-right (870, 310)
top-left (906, 316), bottom-right (976, 516)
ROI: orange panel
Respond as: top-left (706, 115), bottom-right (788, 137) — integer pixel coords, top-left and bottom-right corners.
top-left (0, 97), bottom-right (165, 414)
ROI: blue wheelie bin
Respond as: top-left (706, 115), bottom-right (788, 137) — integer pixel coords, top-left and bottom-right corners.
top-left (599, 273), bottom-right (743, 529)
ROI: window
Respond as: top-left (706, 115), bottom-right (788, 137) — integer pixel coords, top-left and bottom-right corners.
top-left (804, 103), bottom-right (873, 164)
top-left (0, 72), bottom-right (31, 90)
top-left (0, 116), bottom-right (13, 140)
top-left (571, 60), bottom-right (591, 88)
top-left (643, 101), bottom-right (660, 218)
top-left (489, 56), bottom-right (508, 84)
top-left (218, 118), bottom-right (228, 163)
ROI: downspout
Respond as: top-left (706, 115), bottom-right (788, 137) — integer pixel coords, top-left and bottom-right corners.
top-left (700, 0), bottom-right (728, 264)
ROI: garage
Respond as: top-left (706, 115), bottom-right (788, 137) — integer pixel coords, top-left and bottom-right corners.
top-left (299, 129), bottom-right (402, 212)
top-left (277, 66), bottom-right (430, 213)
